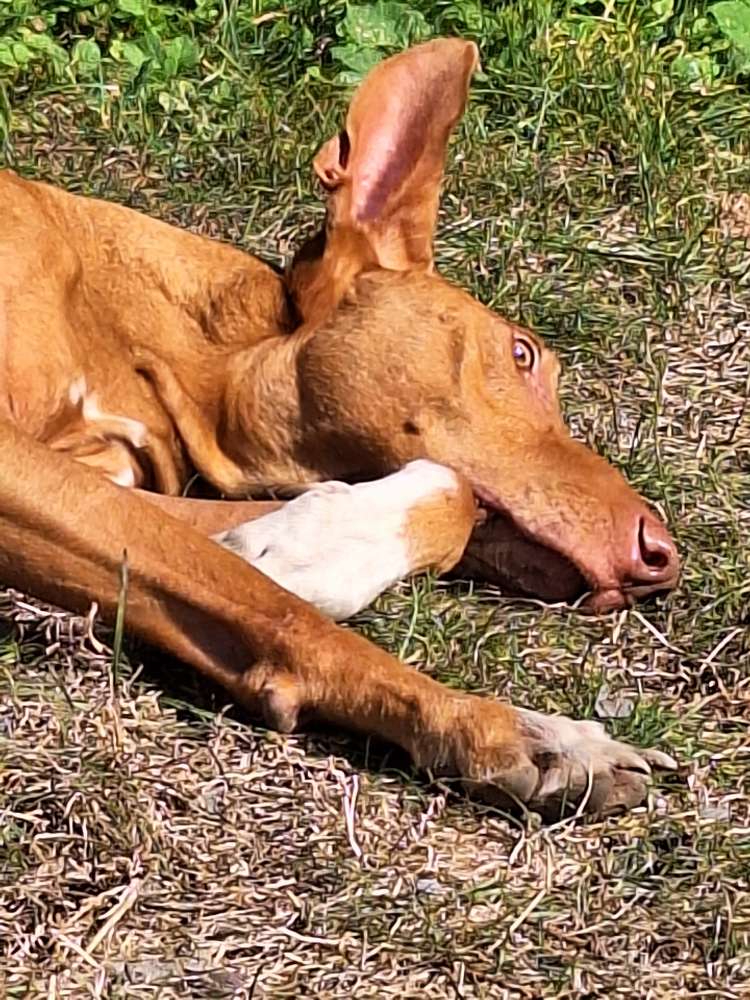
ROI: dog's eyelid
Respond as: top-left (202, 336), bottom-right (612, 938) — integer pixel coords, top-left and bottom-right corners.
top-left (512, 335), bottom-right (538, 372)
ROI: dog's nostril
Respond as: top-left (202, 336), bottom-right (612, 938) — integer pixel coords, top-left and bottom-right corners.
top-left (633, 516), bottom-right (680, 588)
top-left (638, 518), bottom-right (670, 570)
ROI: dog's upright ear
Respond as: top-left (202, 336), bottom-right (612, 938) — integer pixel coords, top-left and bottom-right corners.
top-left (288, 38), bottom-right (479, 324)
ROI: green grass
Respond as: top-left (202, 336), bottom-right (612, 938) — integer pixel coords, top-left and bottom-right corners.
top-left (1, 1), bottom-right (749, 997)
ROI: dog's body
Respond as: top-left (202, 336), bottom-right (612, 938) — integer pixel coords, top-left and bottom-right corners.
top-left (0, 39), bottom-right (681, 817)
top-left (2, 168), bottom-right (288, 492)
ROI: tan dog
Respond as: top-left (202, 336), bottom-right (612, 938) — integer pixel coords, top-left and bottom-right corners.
top-left (0, 39), bottom-right (679, 817)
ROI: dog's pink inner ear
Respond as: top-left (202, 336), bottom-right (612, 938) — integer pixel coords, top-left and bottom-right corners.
top-left (317, 38), bottom-right (479, 263)
top-left (351, 119), bottom-right (424, 223)
top-left (291, 39), bottom-right (479, 325)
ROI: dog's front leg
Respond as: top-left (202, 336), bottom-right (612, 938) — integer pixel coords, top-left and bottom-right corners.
top-left (0, 422), bottom-right (674, 818)
top-left (241, 639), bottom-right (676, 818)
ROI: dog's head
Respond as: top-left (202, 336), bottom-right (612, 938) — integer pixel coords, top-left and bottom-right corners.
top-left (285, 39), bottom-right (679, 611)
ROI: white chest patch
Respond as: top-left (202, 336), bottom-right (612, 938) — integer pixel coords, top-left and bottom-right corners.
top-left (214, 460), bottom-right (461, 620)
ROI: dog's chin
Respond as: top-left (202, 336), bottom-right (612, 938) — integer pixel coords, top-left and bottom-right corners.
top-left (453, 511), bottom-right (590, 604)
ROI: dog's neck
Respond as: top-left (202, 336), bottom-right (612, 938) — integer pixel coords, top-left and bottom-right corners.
top-left (219, 333), bottom-right (315, 489)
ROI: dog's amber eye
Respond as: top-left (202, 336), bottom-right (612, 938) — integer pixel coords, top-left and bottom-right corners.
top-left (512, 336), bottom-right (537, 372)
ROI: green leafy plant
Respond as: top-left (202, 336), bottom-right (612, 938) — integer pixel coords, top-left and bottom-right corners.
top-left (0, 0), bottom-right (203, 86)
top-left (328, 2), bottom-right (430, 83)
top-left (711, 0), bottom-right (750, 70)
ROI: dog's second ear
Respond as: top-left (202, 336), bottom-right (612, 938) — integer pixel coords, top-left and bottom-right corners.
top-left (289, 38), bottom-right (479, 323)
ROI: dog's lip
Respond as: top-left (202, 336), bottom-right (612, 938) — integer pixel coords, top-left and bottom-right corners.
top-left (471, 486), bottom-right (627, 609)
top-left (472, 497), bottom-right (674, 610)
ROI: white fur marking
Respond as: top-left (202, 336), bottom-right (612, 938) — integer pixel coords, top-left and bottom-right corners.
top-left (68, 375), bottom-right (87, 405)
top-left (517, 708), bottom-right (608, 753)
top-left (109, 465), bottom-right (137, 488)
top-left (67, 376), bottom-right (148, 449)
top-left (82, 392), bottom-right (148, 448)
top-left (215, 460), bottom-right (462, 620)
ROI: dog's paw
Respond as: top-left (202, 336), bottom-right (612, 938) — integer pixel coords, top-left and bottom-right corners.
top-left (448, 701), bottom-right (676, 820)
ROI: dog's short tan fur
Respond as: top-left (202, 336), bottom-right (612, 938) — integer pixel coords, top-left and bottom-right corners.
top-left (0, 39), bottom-right (680, 816)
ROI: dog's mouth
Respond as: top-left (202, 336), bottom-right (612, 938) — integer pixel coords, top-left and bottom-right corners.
top-left (461, 484), bottom-right (677, 612)
top-left (454, 508), bottom-right (590, 605)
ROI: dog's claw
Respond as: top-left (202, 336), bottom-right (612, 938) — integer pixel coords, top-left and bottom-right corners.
top-left (641, 747), bottom-right (679, 771)
top-left (448, 702), bottom-right (676, 820)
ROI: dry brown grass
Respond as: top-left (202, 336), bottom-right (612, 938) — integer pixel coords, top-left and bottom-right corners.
top-left (2, 578), bottom-right (748, 998)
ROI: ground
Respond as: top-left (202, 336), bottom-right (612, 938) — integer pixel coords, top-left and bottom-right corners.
top-left (0, 2), bottom-right (749, 998)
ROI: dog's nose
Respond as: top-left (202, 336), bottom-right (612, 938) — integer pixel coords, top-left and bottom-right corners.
top-left (623, 512), bottom-right (680, 594)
